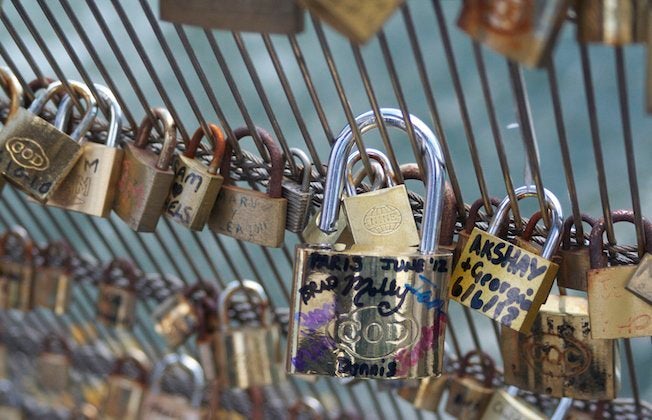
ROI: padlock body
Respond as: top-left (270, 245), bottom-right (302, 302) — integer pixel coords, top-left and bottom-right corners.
top-left (287, 245), bottom-right (451, 379)
top-left (625, 253), bottom-right (652, 305)
top-left (96, 284), bottom-right (137, 328)
top-left (301, 211), bottom-right (353, 247)
top-left (0, 108), bottom-right (83, 201)
top-left (102, 376), bottom-right (144, 420)
top-left (164, 155), bottom-right (223, 231)
top-left (0, 260), bottom-right (32, 311)
top-left (450, 228), bottom-right (558, 333)
top-left (48, 143), bottom-right (124, 217)
top-left (209, 185), bottom-right (287, 247)
top-left (458, 0), bottom-right (570, 68)
top-left (153, 294), bottom-right (199, 348)
top-left (343, 185), bottom-right (419, 248)
top-left (31, 266), bottom-right (71, 315)
top-left (282, 179), bottom-right (313, 233)
top-left (501, 294), bottom-right (620, 400)
top-left (397, 376), bottom-right (448, 412)
top-left (0, 405), bottom-right (22, 420)
top-left (558, 247), bottom-right (591, 291)
top-left (480, 389), bottom-right (546, 420)
top-left (160, 0), bottom-right (303, 34)
top-left (0, 344), bottom-right (7, 378)
top-left (445, 377), bottom-right (494, 419)
top-left (37, 352), bottom-right (70, 391)
top-left (577, 0), bottom-right (648, 45)
top-left (141, 393), bottom-right (201, 420)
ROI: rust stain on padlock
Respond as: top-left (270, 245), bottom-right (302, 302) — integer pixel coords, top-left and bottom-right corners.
top-left (5, 137), bottom-right (49, 170)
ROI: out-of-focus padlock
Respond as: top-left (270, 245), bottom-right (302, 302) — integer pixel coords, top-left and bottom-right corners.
top-left (0, 380), bottom-right (22, 420)
top-left (458, 0), bottom-right (571, 67)
top-left (141, 353), bottom-right (205, 420)
top-left (577, 0), bottom-right (649, 45)
top-left (445, 350), bottom-right (496, 419)
top-left (397, 375), bottom-right (450, 412)
top-left (454, 196), bottom-right (502, 264)
top-left (47, 84), bottom-right (124, 217)
top-left (96, 259), bottom-right (139, 329)
top-left (208, 126), bottom-right (287, 247)
top-left (0, 227), bottom-right (34, 311)
top-left (288, 397), bottom-right (325, 420)
top-left (557, 214), bottom-right (596, 291)
top-left (287, 108), bottom-right (451, 379)
top-left (159, 0), bottom-right (304, 34)
top-left (101, 356), bottom-right (149, 420)
top-left (480, 386), bottom-right (546, 420)
top-left (0, 80), bottom-right (96, 201)
top-left (282, 148), bottom-right (314, 234)
top-left (37, 334), bottom-right (71, 392)
top-left (164, 124), bottom-right (225, 231)
top-left (587, 210), bottom-right (652, 339)
top-left (451, 185), bottom-right (563, 332)
top-left (31, 241), bottom-right (73, 315)
top-left (114, 108), bottom-right (177, 232)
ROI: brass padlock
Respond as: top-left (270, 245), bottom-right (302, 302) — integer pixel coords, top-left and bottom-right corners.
top-left (37, 334), bottom-right (71, 392)
top-left (164, 124), bottom-right (226, 230)
top-left (31, 241), bottom-right (73, 315)
top-left (577, 0), bottom-right (649, 45)
top-left (287, 108), bottom-right (451, 379)
top-left (558, 213), bottom-right (596, 291)
top-left (160, 0), bottom-right (304, 34)
top-left (114, 108), bottom-right (178, 232)
top-left (96, 259), bottom-right (139, 329)
top-left (501, 293), bottom-right (620, 400)
top-left (208, 126), bottom-right (287, 248)
top-left (0, 66), bottom-right (23, 123)
top-left (303, 0), bottom-right (404, 43)
top-left (445, 350), bottom-right (496, 419)
top-left (480, 386), bottom-right (546, 420)
top-left (626, 253), bottom-right (652, 304)
top-left (587, 210), bottom-right (652, 339)
top-left (397, 375), bottom-right (450, 412)
top-left (454, 196), bottom-right (502, 265)
top-left (458, 0), bottom-right (571, 67)
top-left (141, 353), bottom-right (205, 420)
top-left (451, 185), bottom-right (563, 332)
top-left (0, 227), bottom-right (34, 311)
top-left (101, 356), bottom-right (149, 420)
top-left (282, 147), bottom-right (314, 234)
top-left (47, 84), bottom-right (124, 218)
top-left (0, 80), bottom-right (96, 201)
top-left (288, 397), bottom-right (325, 420)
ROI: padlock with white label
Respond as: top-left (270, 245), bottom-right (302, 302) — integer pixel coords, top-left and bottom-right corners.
top-left (0, 227), bottom-right (34, 311)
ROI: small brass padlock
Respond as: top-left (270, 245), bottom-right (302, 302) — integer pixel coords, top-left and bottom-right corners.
top-left (114, 108), bottom-right (178, 232)
top-left (558, 214), bottom-right (596, 291)
top-left (47, 84), bottom-right (124, 218)
top-left (288, 108), bottom-right (451, 379)
top-left (445, 350), bottom-right (496, 419)
top-left (587, 210), bottom-right (652, 339)
top-left (208, 126), bottom-right (287, 247)
top-left (451, 185), bottom-right (563, 333)
top-left (577, 0), bottom-right (649, 45)
top-left (454, 197), bottom-right (502, 265)
top-left (141, 353), bottom-right (205, 420)
top-left (101, 356), bottom-right (149, 420)
top-left (480, 386), bottom-right (546, 420)
top-left (0, 80), bottom-right (96, 201)
top-left (282, 148), bottom-right (314, 234)
top-left (31, 241), bottom-right (73, 315)
top-left (0, 227), bottom-right (34, 311)
top-left (0, 66), bottom-right (24, 193)
top-left (397, 375), bottom-right (450, 412)
top-left (96, 259), bottom-right (139, 329)
top-left (37, 334), bottom-right (71, 392)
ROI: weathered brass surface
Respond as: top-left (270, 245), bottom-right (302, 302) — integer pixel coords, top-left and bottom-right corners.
top-left (558, 247), bottom-right (591, 291)
top-left (397, 375), bottom-right (449, 412)
top-left (577, 0), bottom-right (649, 45)
top-left (96, 284), bottom-right (137, 329)
top-left (153, 293), bottom-right (199, 349)
top-left (445, 377), bottom-right (494, 419)
top-left (480, 389), bottom-right (546, 420)
top-left (31, 266), bottom-right (71, 315)
top-left (0, 260), bottom-right (32, 311)
top-left (102, 376), bottom-right (145, 420)
top-left (626, 253), bottom-right (652, 305)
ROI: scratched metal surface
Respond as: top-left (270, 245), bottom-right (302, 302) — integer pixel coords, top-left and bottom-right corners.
top-left (0, 0), bottom-right (650, 418)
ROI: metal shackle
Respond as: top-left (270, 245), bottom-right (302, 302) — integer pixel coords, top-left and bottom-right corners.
top-left (0, 66), bottom-right (23, 120)
top-left (218, 280), bottom-right (270, 329)
top-left (488, 185), bottom-right (563, 260)
top-left (148, 353), bottom-right (205, 408)
top-left (289, 147), bottom-right (313, 192)
top-left (319, 108), bottom-right (446, 254)
top-left (344, 147), bottom-right (397, 197)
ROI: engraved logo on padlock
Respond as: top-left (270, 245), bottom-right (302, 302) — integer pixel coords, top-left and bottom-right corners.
top-left (5, 137), bottom-right (49, 170)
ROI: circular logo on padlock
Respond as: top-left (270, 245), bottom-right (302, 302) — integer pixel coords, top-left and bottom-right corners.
top-left (363, 205), bottom-right (402, 235)
top-left (522, 332), bottom-right (592, 378)
top-left (6, 137), bottom-right (50, 171)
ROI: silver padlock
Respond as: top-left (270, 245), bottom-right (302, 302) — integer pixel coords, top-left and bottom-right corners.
top-left (282, 148), bottom-right (314, 234)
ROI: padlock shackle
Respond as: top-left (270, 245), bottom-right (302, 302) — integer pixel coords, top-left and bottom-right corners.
top-left (457, 350), bottom-right (496, 388)
top-left (41, 334), bottom-right (70, 356)
top-left (488, 185), bottom-right (563, 260)
top-left (588, 210), bottom-right (652, 269)
top-left (217, 280), bottom-right (271, 330)
top-left (399, 163), bottom-right (422, 181)
top-left (288, 397), bottom-right (325, 420)
top-left (0, 67), bottom-right (23, 121)
top-left (520, 211), bottom-right (543, 242)
top-left (184, 124), bottom-right (226, 175)
top-left (561, 213), bottom-right (597, 250)
top-left (37, 240), bottom-right (73, 269)
top-left (112, 356), bottom-right (149, 385)
top-left (0, 226), bottom-right (33, 261)
top-left (463, 197), bottom-right (502, 234)
top-left (133, 108), bottom-right (177, 170)
top-left (344, 148), bottom-right (396, 196)
top-left (101, 258), bottom-right (139, 290)
top-left (148, 353), bottom-right (205, 408)
top-left (289, 147), bottom-right (313, 191)
top-left (350, 160), bottom-right (388, 192)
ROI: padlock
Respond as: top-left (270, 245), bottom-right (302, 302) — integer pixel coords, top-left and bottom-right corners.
top-left (37, 334), bottom-right (71, 392)
top-left (454, 196), bottom-right (502, 264)
top-left (0, 80), bottom-right (96, 201)
top-left (72, 403), bottom-right (99, 420)
top-left (113, 108), bottom-right (178, 232)
top-left (397, 375), bottom-right (450, 412)
top-left (209, 280), bottom-right (282, 389)
top-left (303, 0), bottom-right (404, 44)
top-left (288, 397), bottom-right (325, 420)
top-left (558, 214), bottom-right (597, 291)
top-left (101, 356), bottom-right (149, 420)
top-left (458, 0), bottom-right (571, 67)
top-left (577, 0), bottom-right (649, 45)
top-left (480, 386), bottom-right (546, 420)
top-left (208, 126), bottom-right (287, 247)
top-left (287, 108), bottom-right (451, 379)
top-left (31, 241), bottom-right (73, 315)
top-left (164, 124), bottom-right (226, 230)
top-left (96, 259), bottom-right (139, 329)
top-left (501, 293), bottom-right (620, 400)
top-left (0, 227), bottom-right (34, 311)
top-left (282, 148), bottom-right (314, 234)
top-left (445, 350), bottom-right (496, 419)
top-left (626, 253), bottom-right (652, 304)
top-left (587, 210), bottom-right (652, 339)
top-left (451, 185), bottom-right (563, 332)
top-left (0, 66), bottom-right (23, 123)
top-left (513, 211), bottom-right (545, 255)
top-left (159, 0), bottom-right (304, 34)
top-left (0, 380), bottom-right (22, 420)
top-left (141, 353), bottom-right (205, 420)
top-left (47, 84), bottom-right (124, 218)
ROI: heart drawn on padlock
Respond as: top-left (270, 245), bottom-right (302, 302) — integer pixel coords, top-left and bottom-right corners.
top-left (170, 182), bottom-right (183, 197)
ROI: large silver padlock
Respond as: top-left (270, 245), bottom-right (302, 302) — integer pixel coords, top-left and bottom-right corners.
top-left (282, 147), bottom-right (314, 234)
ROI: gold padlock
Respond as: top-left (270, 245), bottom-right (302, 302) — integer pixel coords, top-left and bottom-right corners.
top-left (587, 210), bottom-right (652, 339)
top-left (626, 253), bottom-right (652, 305)
top-left (164, 124), bottom-right (225, 231)
top-left (37, 334), bottom-right (71, 392)
top-left (0, 227), bottom-right (34, 311)
top-left (0, 80), bottom-right (96, 201)
top-left (31, 241), bottom-right (73, 315)
top-left (208, 126), bottom-right (287, 248)
top-left (96, 259), bottom-right (139, 329)
top-left (397, 375), bottom-right (450, 412)
top-left (451, 186), bottom-right (563, 333)
top-left (113, 108), bottom-right (178, 232)
top-left (445, 350), bottom-right (496, 419)
top-left (101, 356), bottom-right (149, 420)
top-left (47, 84), bottom-right (124, 218)
top-left (480, 386), bottom-right (546, 420)
top-left (0, 66), bottom-right (24, 193)
top-left (557, 213), bottom-right (596, 291)
top-left (287, 108), bottom-right (451, 379)
top-left (454, 196), bottom-right (502, 265)
top-left (577, 0), bottom-right (649, 45)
